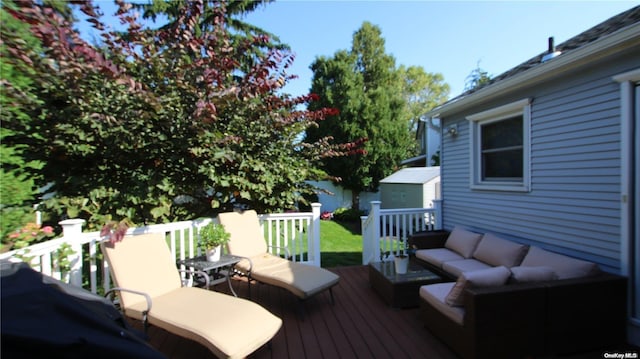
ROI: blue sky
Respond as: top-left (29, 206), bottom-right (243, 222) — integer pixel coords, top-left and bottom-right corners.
top-left (241, 1), bottom-right (636, 99)
top-left (82, 1), bottom-right (637, 99)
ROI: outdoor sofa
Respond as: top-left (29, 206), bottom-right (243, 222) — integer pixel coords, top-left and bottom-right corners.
top-left (409, 227), bottom-right (628, 359)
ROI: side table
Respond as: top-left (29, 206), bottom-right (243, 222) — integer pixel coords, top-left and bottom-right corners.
top-left (178, 254), bottom-right (242, 297)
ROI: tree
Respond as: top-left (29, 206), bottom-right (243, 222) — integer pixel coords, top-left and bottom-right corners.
top-left (132, 0), bottom-right (287, 71)
top-left (464, 61), bottom-right (492, 91)
top-left (397, 65), bottom-right (449, 168)
top-left (398, 65), bottom-right (449, 135)
top-left (306, 22), bottom-right (414, 210)
top-left (2, 0), bottom-right (356, 232)
top-left (0, 1), bottom-right (46, 247)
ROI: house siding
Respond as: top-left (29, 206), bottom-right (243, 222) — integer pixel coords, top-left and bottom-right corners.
top-left (441, 55), bottom-right (640, 273)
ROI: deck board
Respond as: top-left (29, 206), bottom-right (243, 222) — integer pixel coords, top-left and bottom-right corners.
top-left (129, 265), bottom-right (460, 359)
top-left (127, 265), bottom-right (632, 359)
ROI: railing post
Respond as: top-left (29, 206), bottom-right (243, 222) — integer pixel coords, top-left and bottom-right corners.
top-left (311, 203), bottom-right (321, 267)
top-left (361, 201), bottom-right (381, 265)
top-left (371, 201), bottom-right (381, 261)
top-left (433, 199), bottom-right (443, 230)
top-left (59, 219), bottom-right (85, 287)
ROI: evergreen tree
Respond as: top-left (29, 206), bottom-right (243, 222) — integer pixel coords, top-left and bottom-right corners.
top-left (465, 62), bottom-right (492, 91)
top-left (306, 22), bottom-right (413, 209)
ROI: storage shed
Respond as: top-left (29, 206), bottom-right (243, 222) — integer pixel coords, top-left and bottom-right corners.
top-left (379, 167), bottom-right (441, 209)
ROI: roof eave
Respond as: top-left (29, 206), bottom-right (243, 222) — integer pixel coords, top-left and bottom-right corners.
top-left (428, 22), bottom-right (640, 118)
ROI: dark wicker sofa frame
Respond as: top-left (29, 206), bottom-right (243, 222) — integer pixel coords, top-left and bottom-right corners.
top-left (409, 230), bottom-right (628, 359)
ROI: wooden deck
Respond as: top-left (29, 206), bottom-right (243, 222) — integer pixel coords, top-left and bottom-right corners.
top-left (132, 265), bottom-right (458, 359)
top-left (131, 265), bottom-right (635, 359)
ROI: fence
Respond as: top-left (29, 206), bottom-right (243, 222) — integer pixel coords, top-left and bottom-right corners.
top-left (361, 200), bottom-right (442, 264)
top-left (0, 204), bottom-right (322, 295)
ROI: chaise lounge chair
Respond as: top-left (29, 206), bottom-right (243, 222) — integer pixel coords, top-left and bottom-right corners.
top-left (100, 233), bottom-right (282, 359)
top-left (218, 210), bottom-right (340, 303)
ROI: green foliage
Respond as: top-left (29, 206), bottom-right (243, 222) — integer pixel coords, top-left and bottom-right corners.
top-left (0, 3), bottom-right (46, 243)
top-left (431, 150), bottom-right (441, 166)
top-left (3, 222), bottom-right (55, 250)
top-left (332, 207), bottom-right (365, 222)
top-left (14, 241), bottom-right (76, 280)
top-left (465, 62), bottom-right (492, 91)
top-left (55, 242), bottom-right (76, 278)
top-left (398, 65), bottom-right (449, 134)
top-left (198, 223), bottom-right (230, 249)
top-left (307, 22), bottom-right (445, 208)
top-left (3, 0), bottom-right (355, 230)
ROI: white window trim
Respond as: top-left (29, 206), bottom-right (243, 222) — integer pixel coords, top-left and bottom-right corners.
top-left (468, 98), bottom-right (531, 192)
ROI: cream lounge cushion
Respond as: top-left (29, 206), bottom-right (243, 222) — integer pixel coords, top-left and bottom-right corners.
top-left (472, 233), bottom-right (528, 268)
top-left (218, 210), bottom-right (340, 300)
top-left (441, 259), bottom-right (493, 278)
top-left (235, 254), bottom-right (339, 299)
top-left (101, 233), bottom-right (282, 359)
top-left (419, 283), bottom-right (465, 325)
top-left (520, 246), bottom-right (600, 279)
top-left (445, 266), bottom-right (511, 306)
top-left (415, 248), bottom-right (464, 268)
top-left (444, 227), bottom-right (483, 258)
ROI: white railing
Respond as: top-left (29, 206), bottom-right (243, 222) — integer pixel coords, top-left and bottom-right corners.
top-left (259, 203), bottom-right (321, 266)
top-left (0, 204), bottom-right (322, 294)
top-left (361, 200), bottom-right (442, 264)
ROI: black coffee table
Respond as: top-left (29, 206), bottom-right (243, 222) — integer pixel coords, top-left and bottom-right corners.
top-left (369, 260), bottom-right (443, 308)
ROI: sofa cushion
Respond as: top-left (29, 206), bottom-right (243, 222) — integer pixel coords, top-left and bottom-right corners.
top-left (520, 246), bottom-right (600, 279)
top-left (444, 227), bottom-right (483, 258)
top-left (445, 266), bottom-right (511, 306)
top-left (419, 283), bottom-right (465, 325)
top-left (472, 233), bottom-right (528, 268)
top-left (442, 259), bottom-right (492, 278)
top-left (509, 266), bottom-right (557, 283)
top-left (415, 248), bottom-right (464, 268)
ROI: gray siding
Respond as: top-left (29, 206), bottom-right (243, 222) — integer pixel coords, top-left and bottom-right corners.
top-left (441, 55), bottom-right (640, 273)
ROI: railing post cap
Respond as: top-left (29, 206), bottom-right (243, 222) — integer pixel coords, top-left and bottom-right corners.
top-left (59, 219), bottom-right (86, 225)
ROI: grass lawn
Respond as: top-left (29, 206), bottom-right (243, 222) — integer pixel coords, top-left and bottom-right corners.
top-left (320, 220), bottom-right (363, 268)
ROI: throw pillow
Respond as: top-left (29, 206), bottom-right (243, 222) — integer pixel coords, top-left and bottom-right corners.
top-left (444, 266), bottom-right (511, 306)
top-left (521, 246), bottom-right (600, 279)
top-left (472, 233), bottom-right (528, 267)
top-left (509, 266), bottom-right (557, 283)
top-left (444, 227), bottom-right (483, 258)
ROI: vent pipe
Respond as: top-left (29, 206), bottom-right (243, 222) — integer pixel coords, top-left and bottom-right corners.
top-left (541, 36), bottom-right (562, 62)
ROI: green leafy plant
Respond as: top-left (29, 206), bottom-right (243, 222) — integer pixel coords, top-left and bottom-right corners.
top-left (198, 223), bottom-right (230, 250)
top-left (3, 0), bottom-right (363, 231)
top-left (15, 242), bottom-right (76, 281)
top-left (55, 242), bottom-right (76, 279)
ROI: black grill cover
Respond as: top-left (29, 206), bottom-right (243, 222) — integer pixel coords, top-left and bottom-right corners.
top-left (1, 260), bottom-right (165, 359)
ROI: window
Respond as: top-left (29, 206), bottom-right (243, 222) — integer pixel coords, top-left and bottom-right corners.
top-left (468, 99), bottom-right (531, 191)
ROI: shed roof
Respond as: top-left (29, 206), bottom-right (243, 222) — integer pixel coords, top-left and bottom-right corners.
top-left (380, 166), bottom-right (440, 184)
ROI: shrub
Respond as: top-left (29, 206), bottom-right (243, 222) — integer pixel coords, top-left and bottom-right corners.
top-left (332, 207), bottom-right (365, 222)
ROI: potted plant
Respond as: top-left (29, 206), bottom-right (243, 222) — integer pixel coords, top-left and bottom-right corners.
top-left (393, 237), bottom-right (410, 274)
top-left (198, 223), bottom-right (230, 262)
